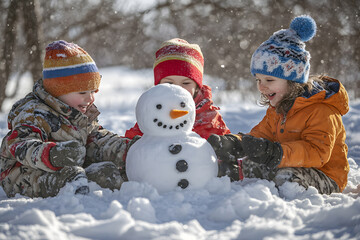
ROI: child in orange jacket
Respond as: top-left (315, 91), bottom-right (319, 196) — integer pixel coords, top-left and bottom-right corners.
top-left (208, 15), bottom-right (349, 194)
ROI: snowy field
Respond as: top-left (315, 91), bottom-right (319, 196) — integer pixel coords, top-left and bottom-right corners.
top-left (0, 66), bottom-right (359, 240)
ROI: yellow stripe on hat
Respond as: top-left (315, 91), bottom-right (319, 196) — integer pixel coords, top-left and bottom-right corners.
top-left (153, 55), bottom-right (204, 74)
top-left (43, 54), bottom-right (94, 69)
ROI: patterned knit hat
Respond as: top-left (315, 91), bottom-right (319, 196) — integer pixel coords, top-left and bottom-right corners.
top-left (43, 40), bottom-right (101, 97)
top-left (153, 38), bottom-right (204, 88)
top-left (250, 15), bottom-right (317, 83)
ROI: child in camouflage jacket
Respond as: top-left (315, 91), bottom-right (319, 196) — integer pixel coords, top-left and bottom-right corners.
top-left (0, 40), bottom-right (133, 198)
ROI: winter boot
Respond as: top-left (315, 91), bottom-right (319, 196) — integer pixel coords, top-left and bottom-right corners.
top-left (70, 173), bottom-right (90, 195)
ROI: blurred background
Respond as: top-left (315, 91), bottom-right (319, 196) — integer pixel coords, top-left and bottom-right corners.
top-left (0, 0), bottom-right (359, 112)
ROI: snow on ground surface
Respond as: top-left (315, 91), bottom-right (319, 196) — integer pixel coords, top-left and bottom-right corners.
top-left (0, 66), bottom-right (359, 240)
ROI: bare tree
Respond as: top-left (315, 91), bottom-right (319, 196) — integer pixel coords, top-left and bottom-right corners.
top-left (22, 0), bottom-right (43, 82)
top-left (0, 0), bottom-right (19, 111)
top-left (120, 0), bottom-right (359, 95)
top-left (1, 0), bottom-right (359, 112)
top-left (0, 0), bottom-right (43, 111)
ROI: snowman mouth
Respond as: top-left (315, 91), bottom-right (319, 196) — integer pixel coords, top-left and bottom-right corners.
top-left (153, 118), bottom-right (188, 130)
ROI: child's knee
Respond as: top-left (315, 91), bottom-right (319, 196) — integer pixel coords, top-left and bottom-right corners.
top-left (38, 166), bottom-right (87, 197)
top-left (272, 167), bottom-right (339, 194)
top-left (273, 168), bottom-right (297, 187)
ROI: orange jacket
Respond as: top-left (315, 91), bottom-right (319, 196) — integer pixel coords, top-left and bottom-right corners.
top-left (125, 84), bottom-right (230, 139)
top-left (248, 76), bottom-right (349, 191)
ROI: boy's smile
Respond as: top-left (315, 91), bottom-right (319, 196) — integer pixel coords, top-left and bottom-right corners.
top-left (58, 90), bottom-right (97, 114)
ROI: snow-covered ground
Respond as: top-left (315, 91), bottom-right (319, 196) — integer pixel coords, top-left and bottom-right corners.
top-left (0, 66), bottom-right (359, 240)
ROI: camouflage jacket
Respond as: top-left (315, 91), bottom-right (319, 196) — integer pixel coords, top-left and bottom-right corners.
top-left (0, 80), bottom-right (129, 188)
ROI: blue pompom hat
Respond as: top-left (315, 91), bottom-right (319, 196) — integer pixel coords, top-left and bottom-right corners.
top-left (250, 15), bottom-right (317, 83)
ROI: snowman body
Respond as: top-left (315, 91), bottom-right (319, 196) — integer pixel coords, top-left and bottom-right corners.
top-left (126, 84), bottom-right (218, 192)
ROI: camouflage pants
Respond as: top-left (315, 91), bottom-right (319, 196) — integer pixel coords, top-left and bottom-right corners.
top-left (242, 159), bottom-right (340, 194)
top-left (3, 161), bottom-right (122, 198)
top-left (39, 161), bottom-right (122, 197)
top-left (0, 165), bottom-right (88, 198)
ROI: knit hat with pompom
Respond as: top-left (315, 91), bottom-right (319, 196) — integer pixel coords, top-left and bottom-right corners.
top-left (43, 40), bottom-right (101, 97)
top-left (250, 15), bottom-right (317, 83)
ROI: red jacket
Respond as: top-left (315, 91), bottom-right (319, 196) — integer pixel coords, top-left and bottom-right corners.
top-left (125, 84), bottom-right (230, 139)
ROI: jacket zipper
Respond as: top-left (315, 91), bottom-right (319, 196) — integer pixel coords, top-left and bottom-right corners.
top-left (281, 114), bottom-right (287, 125)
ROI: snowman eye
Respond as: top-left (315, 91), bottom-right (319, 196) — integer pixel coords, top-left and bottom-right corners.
top-left (180, 102), bottom-right (186, 108)
top-left (156, 104), bottom-right (162, 109)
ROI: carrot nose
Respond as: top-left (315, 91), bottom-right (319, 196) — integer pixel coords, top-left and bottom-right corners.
top-left (170, 109), bottom-right (188, 119)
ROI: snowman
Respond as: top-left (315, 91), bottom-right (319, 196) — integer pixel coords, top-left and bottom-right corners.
top-left (126, 84), bottom-right (218, 192)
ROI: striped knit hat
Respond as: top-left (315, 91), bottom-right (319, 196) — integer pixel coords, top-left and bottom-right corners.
top-left (43, 40), bottom-right (101, 97)
top-left (153, 38), bottom-right (204, 88)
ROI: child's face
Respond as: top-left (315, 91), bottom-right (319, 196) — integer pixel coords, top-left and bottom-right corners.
top-left (256, 73), bottom-right (289, 107)
top-left (58, 90), bottom-right (97, 113)
top-left (159, 75), bottom-right (198, 97)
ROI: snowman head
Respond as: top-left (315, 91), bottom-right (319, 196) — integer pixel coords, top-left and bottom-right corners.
top-left (136, 84), bottom-right (195, 136)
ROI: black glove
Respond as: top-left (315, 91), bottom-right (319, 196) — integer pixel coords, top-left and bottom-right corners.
top-left (241, 135), bottom-right (283, 169)
top-left (49, 140), bottom-right (86, 168)
top-left (207, 134), bottom-right (244, 162)
top-left (207, 134), bottom-right (244, 181)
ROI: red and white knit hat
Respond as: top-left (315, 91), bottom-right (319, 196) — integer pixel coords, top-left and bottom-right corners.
top-left (153, 38), bottom-right (204, 88)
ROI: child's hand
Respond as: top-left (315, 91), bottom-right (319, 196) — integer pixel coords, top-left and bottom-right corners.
top-left (241, 135), bottom-right (282, 169)
top-left (128, 135), bottom-right (141, 150)
top-left (207, 134), bottom-right (244, 162)
top-left (50, 140), bottom-right (86, 168)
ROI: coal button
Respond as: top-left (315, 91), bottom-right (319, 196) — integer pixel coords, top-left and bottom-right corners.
top-left (176, 160), bottom-right (188, 172)
top-left (169, 144), bottom-right (182, 154)
top-left (178, 179), bottom-right (189, 189)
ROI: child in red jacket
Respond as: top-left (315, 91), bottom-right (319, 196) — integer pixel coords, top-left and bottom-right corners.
top-left (124, 38), bottom-right (232, 179)
top-left (125, 38), bottom-right (230, 140)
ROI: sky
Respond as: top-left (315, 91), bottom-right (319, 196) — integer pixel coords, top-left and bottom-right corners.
top-left (0, 66), bottom-right (359, 240)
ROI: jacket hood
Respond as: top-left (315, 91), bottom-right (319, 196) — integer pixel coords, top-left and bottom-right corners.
top-left (291, 76), bottom-right (349, 116)
top-left (194, 84), bottom-right (218, 114)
